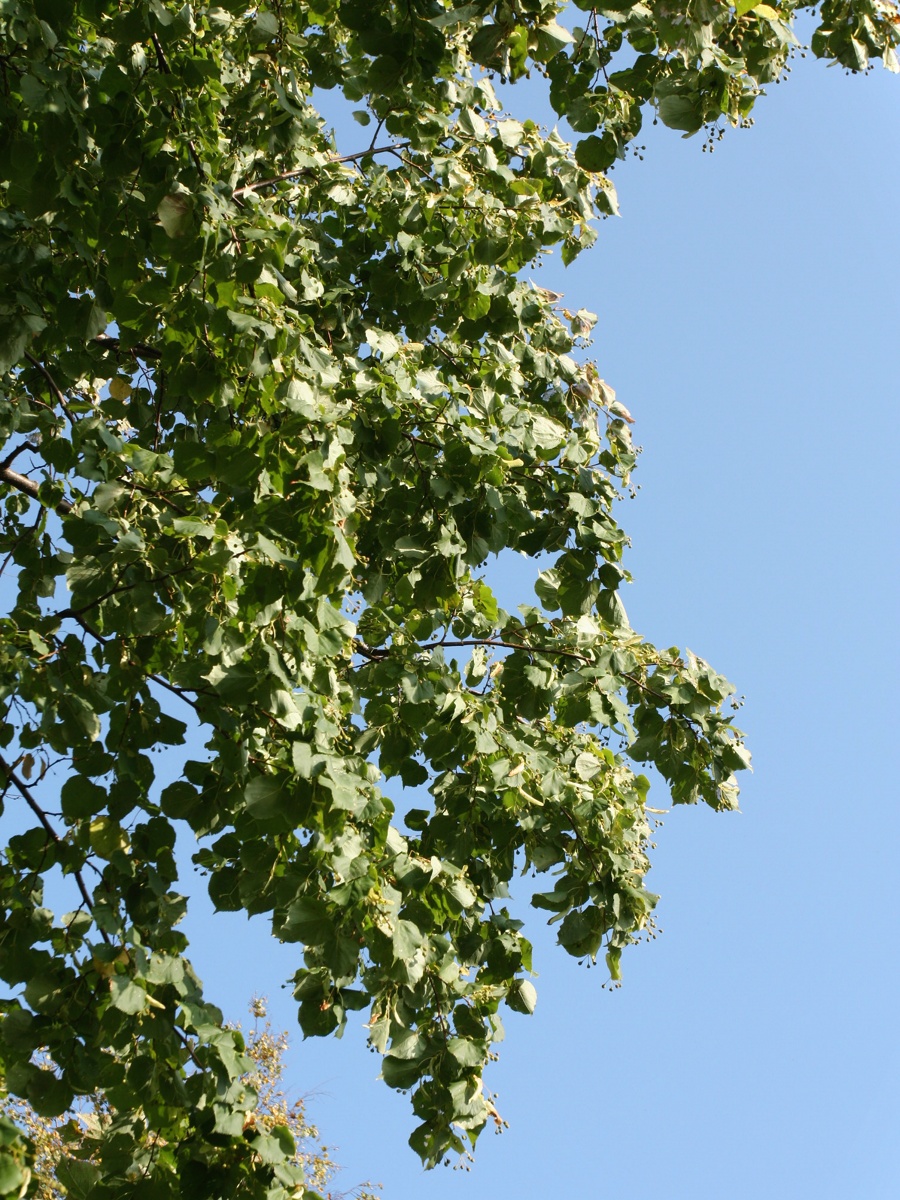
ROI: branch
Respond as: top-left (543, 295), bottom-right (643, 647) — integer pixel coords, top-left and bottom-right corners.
top-left (0, 442), bottom-right (30, 471)
top-left (53, 561), bottom-right (193, 624)
top-left (93, 334), bottom-right (162, 361)
top-left (0, 753), bottom-right (110, 943)
top-left (148, 672), bottom-right (203, 713)
top-left (232, 141), bottom-right (412, 198)
top-left (148, 34), bottom-right (204, 178)
top-left (435, 638), bottom-right (589, 662)
top-left (354, 638), bottom-right (589, 663)
top-left (151, 31), bottom-right (170, 74)
top-left (0, 463), bottom-right (73, 514)
top-left (560, 804), bottom-right (605, 886)
top-left (390, 148), bottom-right (440, 187)
top-left (0, 498), bottom-right (44, 580)
top-left (24, 352), bottom-right (75, 427)
top-left (173, 1024), bottom-right (204, 1071)
top-left (622, 672), bottom-right (669, 705)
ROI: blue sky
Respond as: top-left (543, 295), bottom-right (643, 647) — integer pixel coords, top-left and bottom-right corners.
top-left (179, 49), bottom-right (899, 1200)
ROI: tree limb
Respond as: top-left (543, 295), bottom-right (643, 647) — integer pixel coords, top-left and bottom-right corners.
top-left (0, 441), bottom-right (30, 471)
top-left (0, 463), bottom-right (73, 514)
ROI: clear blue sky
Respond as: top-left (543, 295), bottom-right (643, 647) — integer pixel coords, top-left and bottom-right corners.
top-left (184, 52), bottom-right (900, 1200)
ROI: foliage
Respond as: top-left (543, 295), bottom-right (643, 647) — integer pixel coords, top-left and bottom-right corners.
top-left (0, 999), bottom-right (378, 1200)
top-left (0, 0), bottom-right (895, 1190)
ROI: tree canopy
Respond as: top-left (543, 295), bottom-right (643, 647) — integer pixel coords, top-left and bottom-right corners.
top-left (0, 0), bottom-right (896, 1194)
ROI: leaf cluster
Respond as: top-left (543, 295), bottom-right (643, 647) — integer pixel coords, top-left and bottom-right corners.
top-left (0, 0), bottom-right (890, 1186)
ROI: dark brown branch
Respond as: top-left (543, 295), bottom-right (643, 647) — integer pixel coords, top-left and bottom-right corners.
top-left (24, 352), bottom-right (75, 427)
top-left (151, 31), bottom-right (170, 74)
top-left (0, 499), bottom-right (44, 580)
top-left (68, 612), bottom-right (107, 644)
top-left (622, 672), bottom-right (669, 704)
top-left (148, 34), bottom-right (204, 177)
top-left (93, 334), bottom-right (162, 361)
top-left (232, 141), bottom-right (412, 198)
top-left (173, 1025), bottom-right (204, 1071)
top-left (354, 638), bottom-right (589, 663)
top-left (148, 672), bottom-right (202, 713)
top-left (561, 804), bottom-right (606, 887)
top-left (0, 463), bottom-right (73, 514)
top-left (0, 441), bottom-right (30, 471)
top-left (436, 638), bottom-right (589, 662)
top-left (186, 139), bottom-right (206, 179)
top-left (355, 641), bottom-right (390, 661)
top-left (390, 149), bottom-right (439, 187)
top-left (53, 561), bottom-right (193, 624)
top-left (0, 753), bottom-right (110, 943)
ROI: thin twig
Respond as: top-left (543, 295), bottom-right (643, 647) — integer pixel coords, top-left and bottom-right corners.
top-left (390, 148), bottom-right (439, 186)
top-left (24, 353), bottom-right (75, 427)
top-left (367, 112), bottom-right (386, 151)
top-left (148, 673), bottom-right (202, 713)
top-left (435, 638), bottom-right (589, 662)
top-left (0, 500), bottom-right (45, 580)
top-left (622, 672), bottom-right (671, 706)
top-left (561, 804), bottom-right (605, 885)
top-left (173, 1024), bottom-right (204, 1071)
top-left (186, 139), bottom-right (206, 179)
top-left (0, 753), bottom-right (110, 943)
top-left (354, 638), bottom-right (589, 663)
top-left (53, 561), bottom-right (193, 623)
top-left (233, 141), bottom-right (412, 197)
top-left (93, 334), bottom-right (162, 361)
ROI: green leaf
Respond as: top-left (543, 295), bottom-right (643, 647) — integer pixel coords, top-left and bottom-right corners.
top-left (60, 775), bottom-right (107, 820)
top-left (505, 979), bottom-right (538, 1014)
top-left (657, 94), bottom-right (703, 135)
top-left (54, 1159), bottom-right (102, 1198)
top-left (532, 21), bottom-right (574, 62)
top-left (575, 134), bottom-right (615, 172)
top-left (158, 189), bottom-right (193, 237)
top-left (109, 978), bottom-right (148, 1014)
top-left (606, 946), bottom-right (623, 980)
top-left (0, 1157), bottom-right (27, 1194)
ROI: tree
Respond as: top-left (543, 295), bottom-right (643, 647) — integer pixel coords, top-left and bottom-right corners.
top-left (0, 0), bottom-right (895, 1192)
top-left (0, 999), bottom-right (379, 1199)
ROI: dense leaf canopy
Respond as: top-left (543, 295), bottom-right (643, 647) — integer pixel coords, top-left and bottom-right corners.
top-left (1, 0), bottom-right (895, 1193)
